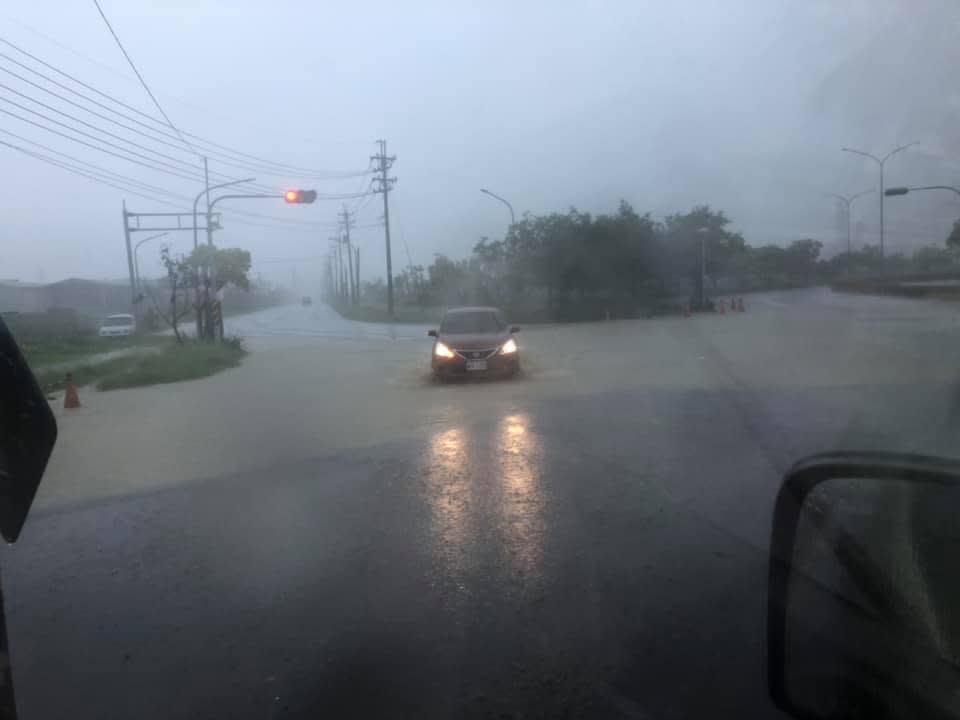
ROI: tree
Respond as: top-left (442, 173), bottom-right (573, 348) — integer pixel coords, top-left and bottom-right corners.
top-left (186, 246), bottom-right (252, 292)
top-left (912, 245), bottom-right (955, 272)
top-left (947, 219), bottom-right (960, 250)
top-left (659, 205), bottom-right (746, 305)
top-left (184, 246), bottom-right (252, 340)
top-left (151, 246), bottom-right (197, 345)
top-left (783, 239), bottom-right (823, 284)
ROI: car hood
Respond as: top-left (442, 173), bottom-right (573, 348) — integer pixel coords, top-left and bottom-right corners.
top-left (439, 332), bottom-right (510, 350)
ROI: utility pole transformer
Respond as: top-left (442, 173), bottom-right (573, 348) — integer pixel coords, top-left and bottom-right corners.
top-left (371, 139), bottom-right (397, 318)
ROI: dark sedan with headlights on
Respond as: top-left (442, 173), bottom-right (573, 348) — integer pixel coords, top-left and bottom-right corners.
top-left (428, 307), bottom-right (520, 379)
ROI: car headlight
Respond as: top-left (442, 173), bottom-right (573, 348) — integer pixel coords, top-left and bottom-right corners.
top-left (500, 337), bottom-right (518, 355)
top-left (434, 341), bottom-right (455, 359)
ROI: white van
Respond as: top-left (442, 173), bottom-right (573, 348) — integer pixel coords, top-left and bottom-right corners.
top-left (99, 313), bottom-right (136, 338)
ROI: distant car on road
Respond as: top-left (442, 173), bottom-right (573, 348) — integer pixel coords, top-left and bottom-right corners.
top-left (98, 313), bottom-right (136, 338)
top-left (301, 296), bottom-right (313, 306)
top-left (428, 306), bottom-right (519, 379)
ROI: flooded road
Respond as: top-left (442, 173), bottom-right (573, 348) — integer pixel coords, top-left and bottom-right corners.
top-left (6, 290), bottom-right (960, 718)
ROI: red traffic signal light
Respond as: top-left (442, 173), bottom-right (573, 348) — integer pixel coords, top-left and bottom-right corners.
top-left (284, 189), bottom-right (317, 204)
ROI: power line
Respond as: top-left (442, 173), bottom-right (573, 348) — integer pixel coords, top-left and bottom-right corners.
top-left (0, 131), bottom-right (368, 236)
top-left (0, 103), bottom-right (203, 182)
top-left (0, 62), bottom-right (284, 188)
top-left (0, 81), bottom-right (202, 171)
top-left (91, 0), bottom-right (196, 156)
top-left (0, 126), bottom-right (189, 200)
top-left (0, 37), bottom-right (373, 179)
top-left (0, 86), bottom-right (282, 193)
top-left (0, 136), bottom-right (186, 208)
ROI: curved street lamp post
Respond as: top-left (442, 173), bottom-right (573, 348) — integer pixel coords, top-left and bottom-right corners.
top-left (841, 142), bottom-right (917, 262)
top-left (480, 188), bottom-right (516, 228)
top-left (826, 189), bottom-right (874, 256)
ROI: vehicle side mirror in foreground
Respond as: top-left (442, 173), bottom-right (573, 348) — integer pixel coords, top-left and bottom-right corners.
top-left (0, 316), bottom-right (57, 542)
top-left (427, 329), bottom-right (437, 337)
top-left (510, 325), bottom-right (520, 333)
top-left (768, 452), bottom-right (960, 720)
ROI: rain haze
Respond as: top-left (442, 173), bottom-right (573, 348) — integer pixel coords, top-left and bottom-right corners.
top-left (4, 0), bottom-right (960, 289)
top-left (8, 3), bottom-right (960, 719)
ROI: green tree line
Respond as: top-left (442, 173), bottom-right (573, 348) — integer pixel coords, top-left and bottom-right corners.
top-left (355, 203), bottom-right (959, 321)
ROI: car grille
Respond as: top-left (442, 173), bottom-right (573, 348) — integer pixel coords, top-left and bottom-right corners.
top-left (454, 347), bottom-right (498, 360)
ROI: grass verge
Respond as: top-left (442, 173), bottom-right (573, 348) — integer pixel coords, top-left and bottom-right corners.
top-left (34, 338), bottom-right (247, 392)
top-left (20, 333), bottom-right (166, 368)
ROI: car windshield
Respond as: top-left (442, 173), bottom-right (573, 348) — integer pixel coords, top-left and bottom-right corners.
top-left (3, 3), bottom-right (960, 719)
top-left (440, 311), bottom-right (503, 334)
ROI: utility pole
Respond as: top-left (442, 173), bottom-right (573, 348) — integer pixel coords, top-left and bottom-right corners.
top-left (341, 205), bottom-right (356, 305)
top-left (336, 238), bottom-right (346, 302)
top-left (354, 246), bottom-right (360, 304)
top-left (122, 201), bottom-right (136, 308)
top-left (371, 139), bottom-right (397, 317)
top-left (328, 237), bottom-right (340, 299)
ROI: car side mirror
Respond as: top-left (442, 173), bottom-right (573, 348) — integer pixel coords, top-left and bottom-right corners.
top-left (510, 325), bottom-right (520, 333)
top-left (427, 329), bottom-right (437, 337)
top-left (768, 451), bottom-right (960, 719)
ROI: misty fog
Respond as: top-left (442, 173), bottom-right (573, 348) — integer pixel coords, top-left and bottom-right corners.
top-left (2, 1), bottom-right (959, 292)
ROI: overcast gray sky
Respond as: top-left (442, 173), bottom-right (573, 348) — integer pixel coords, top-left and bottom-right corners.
top-left (3, 1), bottom-right (959, 292)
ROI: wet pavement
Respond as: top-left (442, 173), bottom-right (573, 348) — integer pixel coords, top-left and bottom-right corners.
top-left (5, 289), bottom-right (960, 718)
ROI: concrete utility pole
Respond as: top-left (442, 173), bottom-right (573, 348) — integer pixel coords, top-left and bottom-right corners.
top-left (371, 139), bottom-right (397, 317)
top-left (841, 142), bottom-right (917, 262)
top-left (328, 237), bottom-right (340, 299)
top-left (122, 200), bottom-right (136, 307)
top-left (341, 205), bottom-right (356, 305)
top-left (354, 246), bottom-right (360, 304)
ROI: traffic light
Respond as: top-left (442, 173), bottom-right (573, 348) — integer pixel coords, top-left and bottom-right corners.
top-left (284, 189), bottom-right (317, 204)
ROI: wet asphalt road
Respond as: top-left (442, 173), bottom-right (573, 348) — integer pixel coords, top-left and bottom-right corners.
top-left (6, 290), bottom-right (960, 718)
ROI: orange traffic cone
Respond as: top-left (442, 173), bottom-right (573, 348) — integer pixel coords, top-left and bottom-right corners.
top-left (64, 372), bottom-right (81, 409)
top-left (738, 297), bottom-right (745, 312)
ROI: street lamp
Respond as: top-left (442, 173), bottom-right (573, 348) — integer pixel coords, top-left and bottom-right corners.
top-left (480, 188), bottom-right (516, 227)
top-left (886, 185), bottom-right (960, 198)
top-left (193, 177), bottom-right (255, 249)
top-left (841, 142), bottom-right (917, 261)
top-left (825, 189), bottom-right (874, 256)
top-left (133, 231), bottom-right (168, 298)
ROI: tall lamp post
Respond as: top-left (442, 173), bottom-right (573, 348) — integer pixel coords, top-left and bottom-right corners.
top-left (192, 177), bottom-right (255, 249)
top-left (886, 185), bottom-right (960, 199)
top-left (133, 231), bottom-right (168, 298)
top-left (480, 188), bottom-right (516, 228)
top-left (841, 142), bottom-right (917, 262)
top-left (826, 189), bottom-right (874, 256)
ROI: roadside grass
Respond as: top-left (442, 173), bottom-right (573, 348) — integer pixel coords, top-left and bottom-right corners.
top-left (34, 338), bottom-right (247, 392)
top-left (20, 333), bottom-right (166, 368)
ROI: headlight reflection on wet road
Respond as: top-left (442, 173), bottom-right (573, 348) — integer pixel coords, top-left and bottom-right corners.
top-left (424, 426), bottom-right (472, 588)
top-left (495, 413), bottom-right (545, 585)
top-left (422, 413), bottom-right (547, 596)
